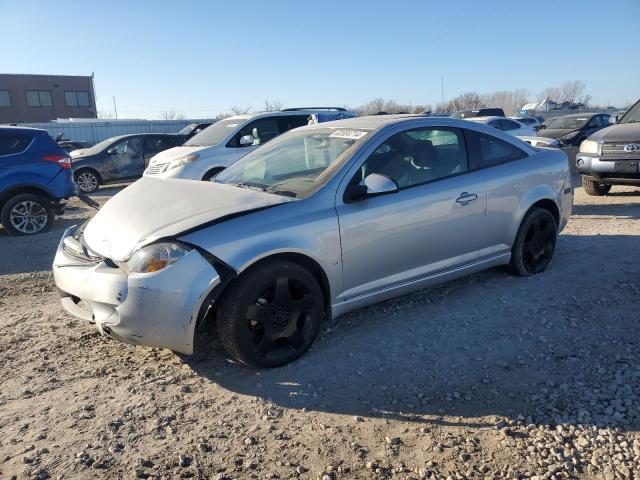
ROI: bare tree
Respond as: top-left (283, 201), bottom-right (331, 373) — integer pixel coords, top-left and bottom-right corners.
top-left (481, 89), bottom-right (530, 116)
top-left (263, 100), bottom-right (283, 112)
top-left (353, 98), bottom-right (431, 116)
top-left (538, 81), bottom-right (588, 104)
top-left (561, 81), bottom-right (586, 104)
top-left (230, 105), bottom-right (252, 115)
top-left (160, 109), bottom-right (186, 120)
top-left (435, 92), bottom-right (483, 113)
top-left (97, 110), bottom-right (115, 119)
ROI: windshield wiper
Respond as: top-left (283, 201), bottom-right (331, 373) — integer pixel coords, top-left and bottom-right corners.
top-left (232, 182), bottom-right (267, 192)
top-left (268, 189), bottom-right (297, 198)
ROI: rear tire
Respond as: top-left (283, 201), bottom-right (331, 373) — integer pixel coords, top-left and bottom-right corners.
top-left (75, 169), bottom-right (100, 194)
top-left (582, 176), bottom-right (611, 196)
top-left (1, 193), bottom-right (54, 236)
top-left (216, 260), bottom-right (324, 368)
top-left (509, 208), bottom-right (557, 276)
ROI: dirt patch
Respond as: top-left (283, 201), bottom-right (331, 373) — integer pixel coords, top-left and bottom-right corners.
top-left (1, 184), bottom-right (639, 480)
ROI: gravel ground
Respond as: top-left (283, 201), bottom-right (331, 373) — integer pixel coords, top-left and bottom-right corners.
top-left (1, 182), bottom-right (639, 480)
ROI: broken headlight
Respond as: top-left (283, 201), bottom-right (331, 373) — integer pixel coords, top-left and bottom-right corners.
top-left (119, 242), bottom-right (189, 274)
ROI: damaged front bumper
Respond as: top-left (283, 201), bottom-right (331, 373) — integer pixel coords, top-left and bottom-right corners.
top-left (52, 226), bottom-right (221, 354)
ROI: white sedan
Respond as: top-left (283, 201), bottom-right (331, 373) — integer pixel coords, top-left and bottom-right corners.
top-left (467, 116), bottom-right (536, 137)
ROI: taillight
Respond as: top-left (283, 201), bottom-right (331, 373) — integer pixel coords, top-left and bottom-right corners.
top-left (42, 155), bottom-right (72, 169)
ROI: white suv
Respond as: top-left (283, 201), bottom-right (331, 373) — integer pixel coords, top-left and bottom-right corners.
top-left (144, 108), bottom-right (355, 180)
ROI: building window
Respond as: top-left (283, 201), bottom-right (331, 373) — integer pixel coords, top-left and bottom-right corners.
top-left (65, 91), bottom-right (90, 107)
top-left (0, 90), bottom-right (11, 107)
top-left (26, 90), bottom-right (53, 107)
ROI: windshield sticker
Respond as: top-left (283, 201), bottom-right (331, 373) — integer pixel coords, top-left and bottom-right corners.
top-left (329, 129), bottom-right (368, 140)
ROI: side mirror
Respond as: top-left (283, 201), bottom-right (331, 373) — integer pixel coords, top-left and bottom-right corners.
top-left (345, 173), bottom-right (398, 202)
top-left (239, 134), bottom-right (254, 146)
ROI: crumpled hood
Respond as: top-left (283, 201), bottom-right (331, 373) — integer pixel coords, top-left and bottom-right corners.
top-left (588, 123), bottom-right (640, 142)
top-left (82, 177), bottom-right (293, 261)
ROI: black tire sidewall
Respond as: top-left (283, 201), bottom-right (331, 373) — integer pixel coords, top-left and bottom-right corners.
top-left (218, 260), bottom-right (324, 368)
top-left (1, 193), bottom-right (54, 236)
top-left (510, 208), bottom-right (557, 276)
top-left (75, 169), bottom-right (100, 194)
top-left (582, 176), bottom-right (611, 196)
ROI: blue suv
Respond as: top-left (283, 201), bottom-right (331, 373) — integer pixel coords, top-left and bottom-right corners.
top-left (0, 127), bottom-right (77, 236)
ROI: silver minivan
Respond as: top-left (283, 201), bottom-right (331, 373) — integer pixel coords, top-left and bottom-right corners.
top-left (143, 107), bottom-right (356, 181)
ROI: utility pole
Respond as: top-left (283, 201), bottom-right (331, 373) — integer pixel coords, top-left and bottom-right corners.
top-left (113, 96), bottom-right (118, 119)
top-left (441, 76), bottom-right (444, 106)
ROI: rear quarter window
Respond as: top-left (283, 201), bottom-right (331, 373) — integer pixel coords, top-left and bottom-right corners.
top-left (0, 133), bottom-right (33, 156)
top-left (465, 130), bottom-right (527, 170)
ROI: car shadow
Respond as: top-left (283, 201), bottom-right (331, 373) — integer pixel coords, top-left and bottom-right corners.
top-left (572, 201), bottom-right (640, 219)
top-left (185, 234), bottom-right (640, 433)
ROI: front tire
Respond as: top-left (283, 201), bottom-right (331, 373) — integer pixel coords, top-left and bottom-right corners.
top-left (75, 169), bottom-right (100, 194)
top-left (582, 176), bottom-right (611, 196)
top-left (217, 260), bottom-right (324, 368)
top-left (1, 193), bottom-right (54, 236)
top-left (509, 208), bottom-right (558, 276)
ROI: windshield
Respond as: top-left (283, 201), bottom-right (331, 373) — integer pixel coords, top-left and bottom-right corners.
top-left (177, 123), bottom-right (196, 135)
top-left (619, 100), bottom-right (640, 124)
top-left (214, 127), bottom-right (370, 198)
top-left (80, 136), bottom-right (119, 155)
top-left (545, 117), bottom-right (589, 129)
top-left (184, 118), bottom-right (243, 147)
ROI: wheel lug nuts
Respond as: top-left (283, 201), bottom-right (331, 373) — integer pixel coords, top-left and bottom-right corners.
top-left (273, 323), bottom-right (278, 328)
top-left (270, 314), bottom-right (275, 319)
top-left (286, 310), bottom-right (290, 315)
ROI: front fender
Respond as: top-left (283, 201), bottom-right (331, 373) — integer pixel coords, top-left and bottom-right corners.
top-left (179, 188), bottom-right (343, 304)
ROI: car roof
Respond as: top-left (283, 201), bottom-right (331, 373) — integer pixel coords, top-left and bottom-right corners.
top-left (552, 113), bottom-right (601, 119)
top-left (466, 116), bottom-right (506, 123)
top-left (0, 126), bottom-right (46, 134)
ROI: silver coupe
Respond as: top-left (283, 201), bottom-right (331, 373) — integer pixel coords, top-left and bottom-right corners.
top-left (53, 115), bottom-right (573, 367)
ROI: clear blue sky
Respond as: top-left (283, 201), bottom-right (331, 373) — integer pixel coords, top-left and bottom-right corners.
top-left (2, 0), bottom-right (638, 118)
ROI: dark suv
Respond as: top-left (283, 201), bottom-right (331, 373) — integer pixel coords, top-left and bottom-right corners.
top-left (0, 127), bottom-right (76, 235)
top-left (576, 100), bottom-right (640, 195)
top-left (71, 133), bottom-right (183, 193)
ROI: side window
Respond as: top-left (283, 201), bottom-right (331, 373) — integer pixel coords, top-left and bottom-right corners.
top-left (499, 119), bottom-right (520, 131)
top-left (587, 116), bottom-right (601, 128)
top-left (277, 115), bottom-right (310, 133)
top-left (111, 137), bottom-right (142, 155)
top-left (487, 120), bottom-right (501, 130)
top-left (465, 129), bottom-right (527, 170)
top-left (0, 134), bottom-right (33, 156)
top-left (232, 117), bottom-right (280, 148)
top-left (144, 136), bottom-right (175, 151)
top-left (0, 91), bottom-right (11, 107)
top-left (357, 127), bottom-right (468, 189)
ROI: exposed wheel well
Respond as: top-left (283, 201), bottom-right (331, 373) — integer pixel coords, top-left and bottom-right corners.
top-left (0, 186), bottom-right (53, 210)
top-left (74, 167), bottom-right (102, 183)
top-left (528, 198), bottom-right (560, 226)
top-left (202, 167), bottom-right (225, 181)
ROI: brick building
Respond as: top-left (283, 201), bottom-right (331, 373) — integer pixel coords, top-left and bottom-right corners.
top-left (0, 73), bottom-right (97, 123)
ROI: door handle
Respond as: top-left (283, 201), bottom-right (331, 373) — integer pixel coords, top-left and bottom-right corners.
top-left (455, 192), bottom-right (478, 206)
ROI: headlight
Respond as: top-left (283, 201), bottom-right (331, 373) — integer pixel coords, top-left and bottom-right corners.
top-left (166, 154), bottom-right (199, 171)
top-left (579, 140), bottom-right (600, 154)
top-left (119, 242), bottom-right (189, 274)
